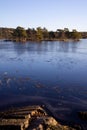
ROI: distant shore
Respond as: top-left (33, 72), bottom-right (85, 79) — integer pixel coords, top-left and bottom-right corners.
top-left (0, 26), bottom-right (85, 42)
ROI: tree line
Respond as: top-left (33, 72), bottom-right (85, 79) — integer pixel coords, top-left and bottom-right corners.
top-left (0, 26), bottom-right (87, 42)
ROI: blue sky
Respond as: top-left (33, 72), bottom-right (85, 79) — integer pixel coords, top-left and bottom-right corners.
top-left (0, 0), bottom-right (87, 31)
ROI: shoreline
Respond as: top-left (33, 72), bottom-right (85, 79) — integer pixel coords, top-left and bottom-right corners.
top-left (0, 38), bottom-right (81, 43)
top-left (0, 102), bottom-right (85, 130)
top-left (0, 95), bottom-right (86, 129)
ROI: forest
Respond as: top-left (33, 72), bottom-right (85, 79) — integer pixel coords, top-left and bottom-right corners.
top-left (0, 26), bottom-right (87, 42)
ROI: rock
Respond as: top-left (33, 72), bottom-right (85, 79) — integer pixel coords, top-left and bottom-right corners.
top-left (38, 124), bottom-right (43, 130)
top-left (43, 117), bottom-right (58, 126)
top-left (0, 106), bottom-right (76, 130)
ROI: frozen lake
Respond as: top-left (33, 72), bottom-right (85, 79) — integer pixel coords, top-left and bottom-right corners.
top-left (0, 39), bottom-right (87, 125)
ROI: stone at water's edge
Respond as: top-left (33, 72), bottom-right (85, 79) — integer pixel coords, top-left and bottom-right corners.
top-left (0, 105), bottom-right (77, 130)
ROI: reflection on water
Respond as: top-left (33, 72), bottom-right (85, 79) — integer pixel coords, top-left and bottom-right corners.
top-left (0, 40), bottom-right (87, 125)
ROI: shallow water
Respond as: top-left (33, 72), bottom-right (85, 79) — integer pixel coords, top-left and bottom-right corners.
top-left (0, 40), bottom-right (87, 124)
